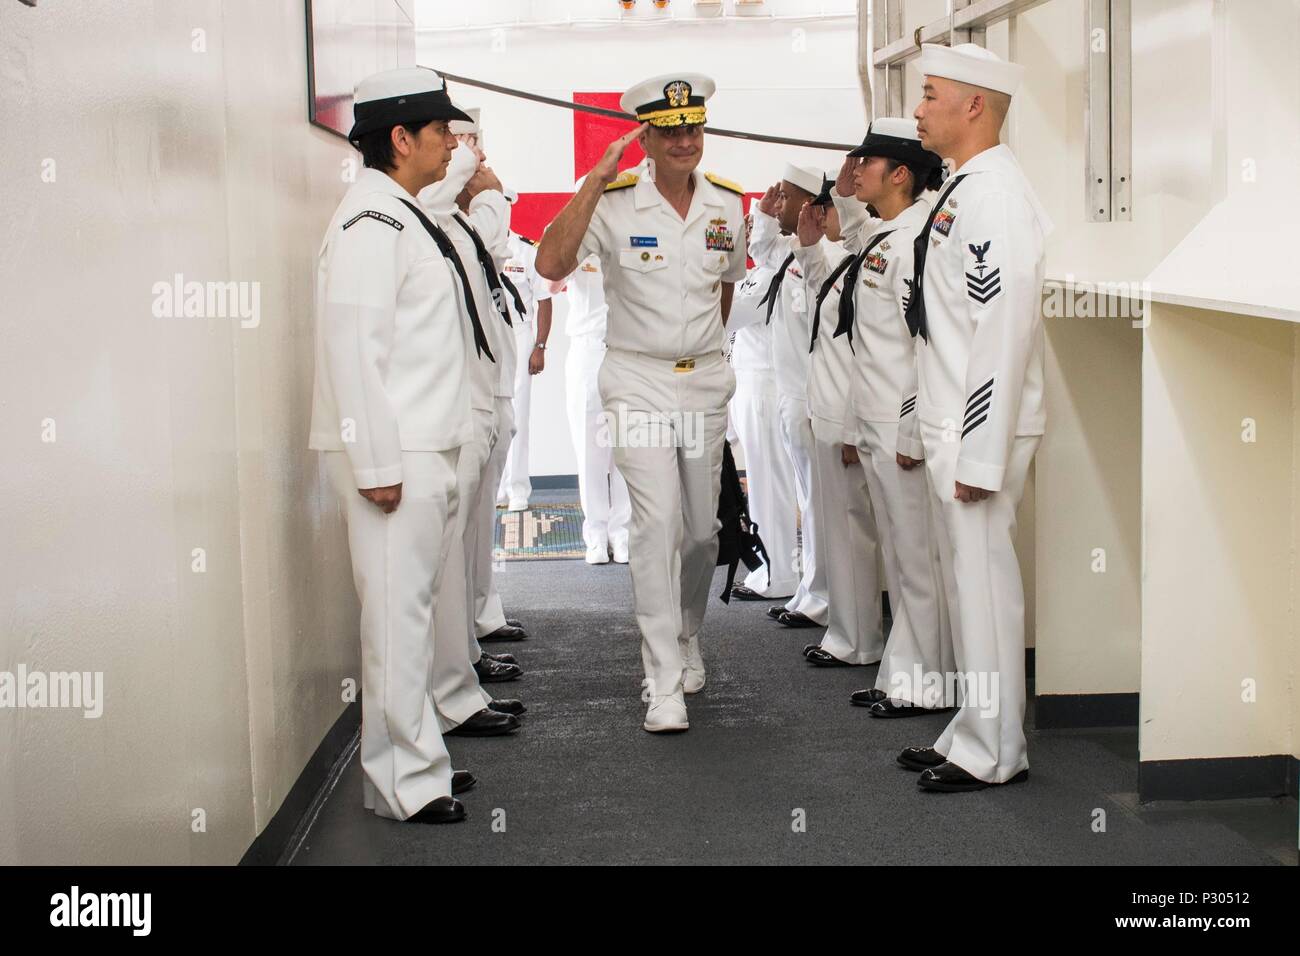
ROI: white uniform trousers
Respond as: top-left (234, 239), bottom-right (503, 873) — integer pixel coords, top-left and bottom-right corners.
top-left (729, 369), bottom-right (799, 597)
top-left (854, 418), bottom-right (953, 703)
top-left (777, 394), bottom-right (829, 622)
top-left (430, 411), bottom-right (495, 730)
top-left (598, 347), bottom-right (735, 698)
top-left (473, 397), bottom-right (514, 643)
top-left (809, 416), bottom-right (883, 664)
top-left (326, 449), bottom-right (458, 820)
top-left (923, 422), bottom-right (1040, 783)
top-left (566, 334), bottom-right (631, 551)
top-left (497, 324), bottom-right (534, 508)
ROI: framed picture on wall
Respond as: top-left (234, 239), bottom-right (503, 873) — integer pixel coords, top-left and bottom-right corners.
top-left (305, 0), bottom-right (417, 140)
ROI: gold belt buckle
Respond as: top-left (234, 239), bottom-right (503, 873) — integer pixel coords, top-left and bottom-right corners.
top-left (673, 358), bottom-right (696, 373)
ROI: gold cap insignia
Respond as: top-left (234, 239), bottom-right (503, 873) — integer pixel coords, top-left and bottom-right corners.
top-left (664, 80), bottom-right (692, 107)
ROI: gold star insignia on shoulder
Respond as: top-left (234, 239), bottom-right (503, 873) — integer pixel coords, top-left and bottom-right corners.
top-left (604, 172), bottom-right (639, 192)
top-left (705, 172), bottom-right (744, 196)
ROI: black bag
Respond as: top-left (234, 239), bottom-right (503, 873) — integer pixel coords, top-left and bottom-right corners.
top-left (715, 441), bottom-right (770, 604)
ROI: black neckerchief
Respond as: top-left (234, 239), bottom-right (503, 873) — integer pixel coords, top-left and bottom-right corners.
top-left (397, 198), bottom-right (495, 361)
top-left (903, 173), bottom-right (966, 342)
top-left (829, 230), bottom-right (895, 350)
top-left (758, 251), bottom-right (797, 324)
top-left (498, 271), bottom-right (527, 321)
top-left (809, 252), bottom-right (856, 352)
top-left (451, 213), bottom-right (512, 328)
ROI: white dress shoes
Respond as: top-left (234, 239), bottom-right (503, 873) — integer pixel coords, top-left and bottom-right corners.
top-left (682, 667), bottom-right (706, 695)
top-left (643, 692), bottom-right (689, 733)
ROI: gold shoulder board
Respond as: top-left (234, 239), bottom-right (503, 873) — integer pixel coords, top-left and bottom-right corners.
top-left (604, 172), bottom-right (639, 192)
top-left (705, 172), bottom-right (744, 195)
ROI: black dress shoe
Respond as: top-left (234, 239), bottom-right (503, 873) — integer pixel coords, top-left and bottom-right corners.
top-left (488, 698), bottom-right (527, 717)
top-left (778, 611), bottom-right (822, 629)
top-left (505, 618), bottom-right (524, 628)
top-left (896, 746), bottom-right (947, 771)
top-left (405, 796), bottom-right (465, 824)
top-left (917, 762), bottom-right (1029, 792)
top-left (869, 699), bottom-right (953, 719)
top-left (767, 605), bottom-right (788, 620)
top-left (851, 688), bottom-right (888, 707)
top-left (729, 585), bottom-right (767, 601)
top-left (480, 650), bottom-right (518, 665)
top-left (480, 624), bottom-right (528, 642)
top-left (445, 708), bottom-right (521, 737)
top-left (473, 657), bottom-right (522, 683)
top-left (802, 643), bottom-right (819, 658)
top-left (451, 770), bottom-right (476, 794)
top-left (806, 647), bottom-right (855, 667)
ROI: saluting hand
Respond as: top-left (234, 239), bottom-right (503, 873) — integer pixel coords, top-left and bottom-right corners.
top-left (796, 201), bottom-right (825, 247)
top-left (757, 183), bottom-right (780, 218)
top-left (465, 163), bottom-right (503, 198)
top-left (592, 123), bottom-right (650, 186)
top-left (836, 157), bottom-right (858, 198)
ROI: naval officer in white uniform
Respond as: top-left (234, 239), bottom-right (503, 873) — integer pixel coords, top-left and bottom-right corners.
top-left (894, 44), bottom-right (1053, 792)
top-left (309, 67), bottom-right (487, 824)
top-left (537, 74), bottom-right (748, 732)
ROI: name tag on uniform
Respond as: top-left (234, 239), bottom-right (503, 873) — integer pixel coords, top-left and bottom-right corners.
top-left (630, 236), bottom-right (658, 247)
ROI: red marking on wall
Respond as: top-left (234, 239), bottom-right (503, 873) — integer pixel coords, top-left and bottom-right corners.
top-left (573, 91), bottom-right (644, 182)
top-left (507, 192), bottom-right (575, 245)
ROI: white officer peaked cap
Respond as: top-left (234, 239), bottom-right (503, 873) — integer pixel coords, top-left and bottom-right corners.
top-left (782, 163), bottom-right (823, 196)
top-left (450, 106), bottom-right (480, 136)
top-left (349, 66), bottom-right (473, 141)
top-left (621, 73), bottom-right (716, 127)
top-left (917, 43), bottom-right (1024, 96)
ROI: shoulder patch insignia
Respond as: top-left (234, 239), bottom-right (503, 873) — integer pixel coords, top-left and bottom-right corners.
top-left (705, 172), bottom-right (744, 195)
top-left (604, 172), bottom-right (639, 192)
top-left (343, 209), bottom-right (404, 232)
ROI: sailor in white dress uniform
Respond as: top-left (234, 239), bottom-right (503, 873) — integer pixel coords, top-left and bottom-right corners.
top-left (895, 44), bottom-right (1054, 792)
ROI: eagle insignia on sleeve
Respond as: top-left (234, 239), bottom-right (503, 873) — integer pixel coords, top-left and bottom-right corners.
top-left (965, 241), bottom-right (1002, 304)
